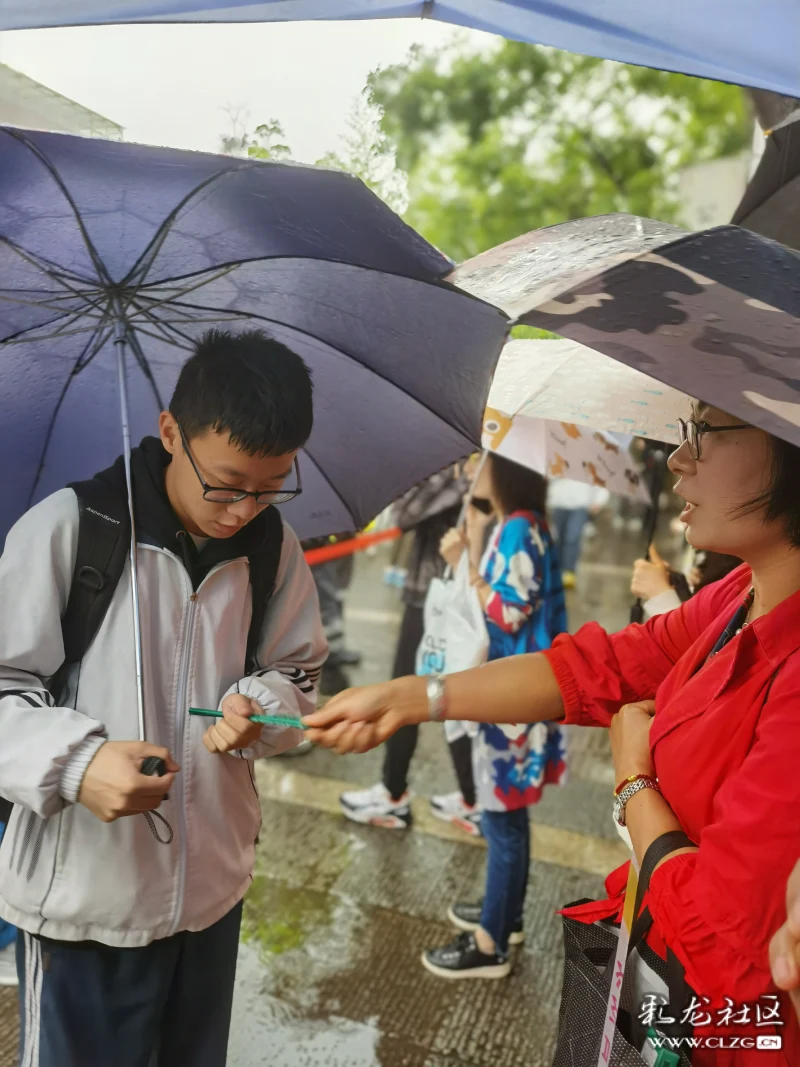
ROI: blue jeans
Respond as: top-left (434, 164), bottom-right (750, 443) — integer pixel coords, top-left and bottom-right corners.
top-left (550, 507), bottom-right (590, 574)
top-left (480, 808), bottom-right (530, 956)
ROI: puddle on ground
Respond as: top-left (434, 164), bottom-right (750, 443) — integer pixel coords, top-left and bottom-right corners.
top-left (229, 941), bottom-right (381, 1067)
top-left (241, 874), bottom-right (366, 1014)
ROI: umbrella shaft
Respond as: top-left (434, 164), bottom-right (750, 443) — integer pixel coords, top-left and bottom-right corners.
top-left (114, 318), bottom-right (147, 744)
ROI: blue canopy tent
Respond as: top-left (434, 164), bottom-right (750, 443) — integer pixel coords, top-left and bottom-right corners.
top-left (0, 0), bottom-right (798, 97)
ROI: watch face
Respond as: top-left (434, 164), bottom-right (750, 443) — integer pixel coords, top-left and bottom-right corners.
top-left (613, 796), bottom-right (624, 827)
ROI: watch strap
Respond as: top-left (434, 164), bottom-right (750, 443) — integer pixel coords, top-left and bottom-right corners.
top-left (426, 675), bottom-right (448, 722)
top-left (615, 777), bottom-right (661, 826)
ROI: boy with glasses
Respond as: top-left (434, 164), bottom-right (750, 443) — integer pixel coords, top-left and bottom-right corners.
top-left (0, 328), bottom-right (326, 1066)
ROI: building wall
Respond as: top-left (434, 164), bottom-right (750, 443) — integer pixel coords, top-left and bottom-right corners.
top-left (0, 62), bottom-right (122, 139)
top-left (0, 94), bottom-right (77, 133)
top-left (677, 151), bottom-right (752, 230)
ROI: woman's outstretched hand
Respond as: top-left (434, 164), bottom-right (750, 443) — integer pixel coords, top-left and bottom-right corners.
top-left (303, 676), bottom-right (428, 754)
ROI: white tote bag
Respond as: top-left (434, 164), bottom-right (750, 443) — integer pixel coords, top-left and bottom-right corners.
top-left (416, 553), bottom-right (490, 685)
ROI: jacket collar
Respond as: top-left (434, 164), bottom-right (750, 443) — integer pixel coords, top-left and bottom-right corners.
top-left (94, 437), bottom-right (276, 583)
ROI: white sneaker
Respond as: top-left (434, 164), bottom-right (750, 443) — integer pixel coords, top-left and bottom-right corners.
top-left (0, 941), bottom-right (18, 987)
top-left (339, 783), bottom-right (412, 830)
top-left (430, 792), bottom-right (483, 837)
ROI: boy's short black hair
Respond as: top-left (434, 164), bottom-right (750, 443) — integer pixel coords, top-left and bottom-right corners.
top-left (489, 453), bottom-right (548, 516)
top-left (169, 329), bottom-right (313, 456)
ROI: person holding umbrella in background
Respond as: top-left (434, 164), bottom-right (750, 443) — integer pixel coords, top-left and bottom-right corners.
top-left (631, 544), bottom-right (742, 620)
top-left (340, 463), bottom-right (484, 832)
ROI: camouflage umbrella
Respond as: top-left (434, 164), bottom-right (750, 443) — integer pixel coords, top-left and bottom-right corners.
top-left (450, 215), bottom-right (800, 448)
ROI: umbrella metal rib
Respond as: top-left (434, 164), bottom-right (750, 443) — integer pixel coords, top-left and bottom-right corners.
top-left (26, 320), bottom-right (115, 506)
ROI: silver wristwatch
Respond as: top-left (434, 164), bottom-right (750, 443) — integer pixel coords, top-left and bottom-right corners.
top-left (613, 777), bottom-right (661, 827)
top-left (426, 675), bottom-right (448, 722)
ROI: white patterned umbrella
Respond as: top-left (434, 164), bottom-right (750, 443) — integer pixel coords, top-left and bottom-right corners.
top-left (490, 338), bottom-right (690, 445)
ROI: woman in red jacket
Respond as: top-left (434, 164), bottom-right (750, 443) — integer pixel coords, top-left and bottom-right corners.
top-left (306, 404), bottom-right (800, 1066)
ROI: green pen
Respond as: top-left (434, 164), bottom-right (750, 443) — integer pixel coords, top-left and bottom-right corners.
top-left (189, 707), bottom-right (309, 730)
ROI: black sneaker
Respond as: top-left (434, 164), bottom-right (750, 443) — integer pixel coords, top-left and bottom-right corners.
top-left (422, 932), bottom-right (511, 980)
top-left (447, 902), bottom-right (525, 946)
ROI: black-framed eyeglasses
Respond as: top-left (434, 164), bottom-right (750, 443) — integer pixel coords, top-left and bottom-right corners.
top-left (677, 418), bottom-right (757, 461)
top-left (177, 422), bottom-right (302, 505)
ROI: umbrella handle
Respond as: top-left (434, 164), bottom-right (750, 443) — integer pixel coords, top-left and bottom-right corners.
top-left (630, 449), bottom-right (668, 626)
top-left (442, 449), bottom-right (490, 581)
top-left (455, 449), bottom-right (489, 530)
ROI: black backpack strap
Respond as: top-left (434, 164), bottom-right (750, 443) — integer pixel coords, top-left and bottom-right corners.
top-left (244, 507), bottom-right (285, 674)
top-left (50, 479), bottom-right (130, 701)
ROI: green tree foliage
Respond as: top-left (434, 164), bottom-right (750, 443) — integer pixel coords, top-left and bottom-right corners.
top-left (220, 116), bottom-right (291, 161)
top-left (316, 96), bottom-right (406, 212)
top-left (219, 99), bottom-right (405, 210)
top-left (367, 40), bottom-right (752, 259)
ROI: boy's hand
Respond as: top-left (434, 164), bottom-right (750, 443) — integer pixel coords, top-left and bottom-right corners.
top-left (79, 741), bottom-right (178, 823)
top-left (203, 694), bottom-right (264, 754)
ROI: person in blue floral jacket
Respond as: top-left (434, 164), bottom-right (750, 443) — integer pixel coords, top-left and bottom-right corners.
top-left (423, 452), bottom-right (567, 980)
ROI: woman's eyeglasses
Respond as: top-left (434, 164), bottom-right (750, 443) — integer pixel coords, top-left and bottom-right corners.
top-left (676, 418), bottom-right (756, 461)
top-left (177, 422), bottom-right (302, 505)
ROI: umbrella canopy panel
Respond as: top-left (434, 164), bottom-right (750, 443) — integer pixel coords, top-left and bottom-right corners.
top-left (489, 337), bottom-right (689, 443)
top-left (1, 0), bottom-right (799, 96)
top-left (452, 216), bottom-right (800, 449)
top-left (0, 127), bottom-right (508, 547)
top-left (483, 408), bottom-right (649, 502)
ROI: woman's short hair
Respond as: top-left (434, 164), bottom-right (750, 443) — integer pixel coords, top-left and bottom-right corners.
top-left (489, 453), bottom-right (548, 516)
top-left (751, 435), bottom-right (800, 548)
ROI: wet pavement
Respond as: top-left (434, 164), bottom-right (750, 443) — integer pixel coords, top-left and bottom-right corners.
top-left (0, 512), bottom-right (674, 1067)
top-left (225, 514), bottom-right (664, 1067)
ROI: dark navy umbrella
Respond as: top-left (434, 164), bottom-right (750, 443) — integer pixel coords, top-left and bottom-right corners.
top-left (0, 127), bottom-right (507, 738)
top-left (1, 0), bottom-right (798, 96)
top-left (0, 126), bottom-right (507, 548)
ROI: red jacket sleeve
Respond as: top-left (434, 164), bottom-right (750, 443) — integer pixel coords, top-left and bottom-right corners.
top-left (542, 566), bottom-right (752, 727)
top-left (645, 673), bottom-right (800, 1007)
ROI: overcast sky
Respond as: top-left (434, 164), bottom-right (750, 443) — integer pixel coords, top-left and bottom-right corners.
top-left (0, 21), bottom-right (487, 161)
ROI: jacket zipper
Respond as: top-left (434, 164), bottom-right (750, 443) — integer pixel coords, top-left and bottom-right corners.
top-left (168, 584), bottom-right (198, 937)
top-left (139, 547), bottom-right (244, 936)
